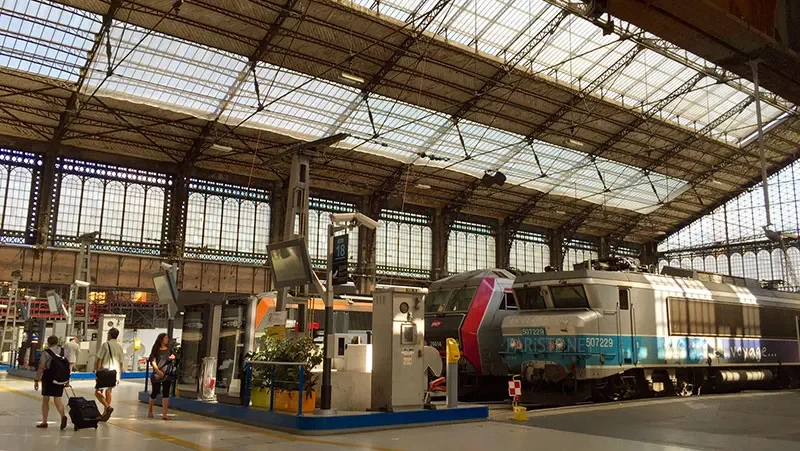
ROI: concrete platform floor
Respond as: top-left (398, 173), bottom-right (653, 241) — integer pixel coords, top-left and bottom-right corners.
top-left (0, 373), bottom-right (797, 451)
top-left (491, 390), bottom-right (800, 451)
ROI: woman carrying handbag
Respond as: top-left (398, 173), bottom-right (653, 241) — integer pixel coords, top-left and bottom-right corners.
top-left (147, 333), bottom-right (176, 420)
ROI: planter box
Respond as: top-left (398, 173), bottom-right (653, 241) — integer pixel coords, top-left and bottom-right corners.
top-left (250, 388), bottom-right (315, 413)
top-left (251, 388), bottom-right (270, 409)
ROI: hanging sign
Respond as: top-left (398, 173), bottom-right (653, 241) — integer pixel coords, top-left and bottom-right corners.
top-left (332, 234), bottom-right (349, 286)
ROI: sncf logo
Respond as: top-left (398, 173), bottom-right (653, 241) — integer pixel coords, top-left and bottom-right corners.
top-left (431, 320), bottom-right (442, 327)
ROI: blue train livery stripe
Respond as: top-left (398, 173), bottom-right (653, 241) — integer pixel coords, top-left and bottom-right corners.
top-left (503, 334), bottom-right (800, 370)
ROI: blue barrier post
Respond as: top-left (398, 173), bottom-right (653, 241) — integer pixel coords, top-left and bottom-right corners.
top-left (242, 363), bottom-right (252, 408)
top-left (269, 365), bottom-right (276, 412)
top-left (297, 366), bottom-right (305, 416)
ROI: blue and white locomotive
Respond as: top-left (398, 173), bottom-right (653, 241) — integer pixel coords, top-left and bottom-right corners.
top-left (501, 260), bottom-right (800, 401)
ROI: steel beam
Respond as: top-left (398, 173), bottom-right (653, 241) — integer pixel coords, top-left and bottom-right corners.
top-left (540, 0), bottom-right (796, 116)
top-left (186, 0), bottom-right (300, 163)
top-left (360, 0), bottom-right (453, 95)
top-left (526, 43), bottom-right (643, 142)
top-left (589, 72), bottom-right (705, 159)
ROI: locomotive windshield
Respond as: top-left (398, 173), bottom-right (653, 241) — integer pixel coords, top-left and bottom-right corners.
top-left (425, 287), bottom-right (478, 314)
top-left (514, 286), bottom-right (546, 310)
top-left (425, 290), bottom-right (451, 313)
top-left (550, 285), bottom-right (589, 309)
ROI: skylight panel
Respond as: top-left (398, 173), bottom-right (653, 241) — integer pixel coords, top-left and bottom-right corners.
top-left (0, 0), bottom-right (100, 81)
top-left (226, 62), bottom-right (361, 139)
top-left (85, 22), bottom-right (246, 116)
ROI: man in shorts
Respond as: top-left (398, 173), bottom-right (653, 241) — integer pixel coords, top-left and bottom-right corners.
top-left (64, 336), bottom-right (80, 372)
top-left (95, 328), bottom-right (124, 421)
top-left (34, 336), bottom-right (69, 429)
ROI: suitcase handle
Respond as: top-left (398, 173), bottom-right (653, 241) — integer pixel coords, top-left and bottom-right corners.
top-left (65, 385), bottom-right (76, 399)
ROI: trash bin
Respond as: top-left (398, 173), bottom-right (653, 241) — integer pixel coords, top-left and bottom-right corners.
top-left (199, 356), bottom-right (217, 402)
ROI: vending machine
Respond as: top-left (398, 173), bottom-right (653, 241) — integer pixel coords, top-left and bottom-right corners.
top-left (370, 287), bottom-right (427, 411)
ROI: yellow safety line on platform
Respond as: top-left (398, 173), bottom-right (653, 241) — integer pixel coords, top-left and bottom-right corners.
top-left (0, 382), bottom-right (410, 451)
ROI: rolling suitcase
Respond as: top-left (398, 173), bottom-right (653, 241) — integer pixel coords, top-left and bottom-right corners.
top-left (66, 386), bottom-right (101, 431)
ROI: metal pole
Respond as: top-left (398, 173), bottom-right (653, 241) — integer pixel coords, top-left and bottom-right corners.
top-left (298, 365), bottom-right (305, 416)
top-left (446, 338), bottom-right (459, 408)
top-left (750, 59), bottom-right (772, 229)
top-left (321, 222), bottom-right (335, 412)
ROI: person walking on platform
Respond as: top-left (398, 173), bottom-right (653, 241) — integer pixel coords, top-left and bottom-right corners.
top-left (147, 333), bottom-right (176, 420)
top-left (95, 328), bottom-right (124, 422)
top-left (64, 336), bottom-right (80, 372)
top-left (34, 335), bottom-right (70, 430)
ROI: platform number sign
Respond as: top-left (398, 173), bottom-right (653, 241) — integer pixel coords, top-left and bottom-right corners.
top-left (332, 234), bottom-right (349, 286)
top-left (508, 380), bottom-right (522, 399)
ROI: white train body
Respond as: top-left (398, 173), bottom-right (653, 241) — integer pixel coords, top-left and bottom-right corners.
top-left (501, 267), bottom-right (800, 394)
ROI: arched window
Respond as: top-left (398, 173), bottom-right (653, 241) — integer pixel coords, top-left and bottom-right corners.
top-left (716, 255), bottom-right (729, 275)
top-left (704, 255), bottom-right (717, 273)
top-left (53, 158), bottom-right (170, 253)
top-left (743, 252), bottom-right (758, 279)
top-left (448, 220), bottom-right (495, 274)
top-left (377, 209), bottom-right (432, 277)
top-left (730, 253), bottom-right (744, 277)
top-left (771, 249), bottom-right (785, 282)
top-left (757, 250), bottom-right (772, 280)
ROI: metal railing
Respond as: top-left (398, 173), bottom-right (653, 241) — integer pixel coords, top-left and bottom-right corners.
top-left (243, 360), bottom-right (308, 416)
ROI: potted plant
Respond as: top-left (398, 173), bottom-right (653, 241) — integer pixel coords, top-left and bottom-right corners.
top-left (246, 335), bottom-right (322, 413)
top-left (247, 348), bottom-right (271, 408)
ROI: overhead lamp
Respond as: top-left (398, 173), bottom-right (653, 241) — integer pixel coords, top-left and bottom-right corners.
top-left (341, 72), bottom-right (365, 84)
top-left (211, 144), bottom-right (233, 152)
top-left (555, 210), bottom-right (567, 215)
top-left (710, 178), bottom-right (725, 186)
top-left (655, 231), bottom-right (667, 235)
top-left (481, 170), bottom-right (506, 187)
top-left (565, 138), bottom-right (584, 147)
top-left (415, 183), bottom-right (432, 190)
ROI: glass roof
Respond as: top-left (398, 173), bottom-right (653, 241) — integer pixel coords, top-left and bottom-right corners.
top-left (4, 0), bottom-right (783, 216)
top-left (352, 0), bottom-right (790, 143)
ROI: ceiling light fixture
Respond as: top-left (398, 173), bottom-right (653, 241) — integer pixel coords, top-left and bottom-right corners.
top-left (415, 184), bottom-right (432, 190)
top-left (211, 144), bottom-right (233, 152)
top-left (655, 231), bottom-right (667, 235)
top-left (710, 178), bottom-right (725, 186)
top-left (565, 138), bottom-right (584, 147)
top-left (341, 72), bottom-right (365, 84)
top-left (555, 210), bottom-right (567, 215)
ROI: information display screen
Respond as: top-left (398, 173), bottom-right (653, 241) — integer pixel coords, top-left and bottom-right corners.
top-left (268, 238), bottom-right (314, 289)
top-left (153, 272), bottom-right (177, 305)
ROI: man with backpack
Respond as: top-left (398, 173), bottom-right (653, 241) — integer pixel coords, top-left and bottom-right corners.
top-left (33, 335), bottom-right (71, 429)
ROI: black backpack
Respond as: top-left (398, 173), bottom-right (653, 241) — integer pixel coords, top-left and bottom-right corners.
top-left (44, 349), bottom-right (71, 385)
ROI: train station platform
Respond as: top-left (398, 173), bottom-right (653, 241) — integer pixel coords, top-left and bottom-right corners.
top-left (1, 373), bottom-right (798, 450)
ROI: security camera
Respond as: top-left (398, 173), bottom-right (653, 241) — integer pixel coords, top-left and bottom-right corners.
top-left (330, 212), bottom-right (378, 230)
top-left (73, 280), bottom-right (90, 288)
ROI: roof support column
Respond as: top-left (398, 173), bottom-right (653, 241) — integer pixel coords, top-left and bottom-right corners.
top-left (357, 194), bottom-right (386, 294)
top-left (165, 162), bottom-right (192, 261)
top-left (431, 208), bottom-right (449, 279)
top-left (640, 242), bottom-right (659, 267)
top-left (33, 149), bottom-right (58, 247)
top-left (598, 236), bottom-right (610, 259)
top-left (497, 218), bottom-right (514, 269)
top-left (549, 231), bottom-right (564, 271)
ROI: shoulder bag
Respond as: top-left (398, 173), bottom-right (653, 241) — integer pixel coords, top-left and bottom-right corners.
top-left (95, 342), bottom-right (118, 388)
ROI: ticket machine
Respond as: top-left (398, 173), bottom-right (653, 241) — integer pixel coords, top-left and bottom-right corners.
top-left (370, 287), bottom-right (427, 411)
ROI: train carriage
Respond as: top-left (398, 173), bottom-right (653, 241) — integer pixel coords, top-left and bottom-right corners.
top-left (502, 261), bottom-right (800, 402)
top-left (424, 269), bottom-right (517, 399)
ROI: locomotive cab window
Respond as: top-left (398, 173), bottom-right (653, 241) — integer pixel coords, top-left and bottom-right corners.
top-left (550, 285), bottom-right (589, 309)
top-left (500, 292), bottom-right (517, 310)
top-left (425, 290), bottom-right (451, 314)
top-left (618, 288), bottom-right (630, 310)
top-left (514, 286), bottom-right (546, 310)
